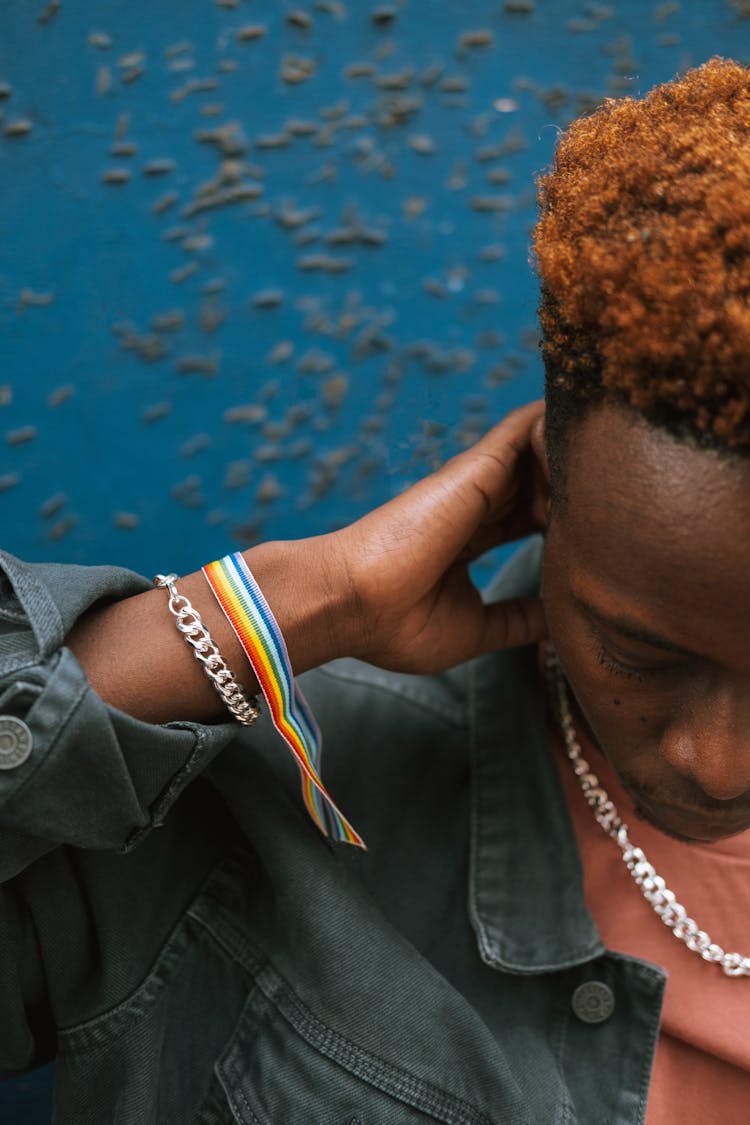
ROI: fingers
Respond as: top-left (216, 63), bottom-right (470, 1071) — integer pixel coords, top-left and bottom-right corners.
top-left (395, 400), bottom-right (545, 552)
top-left (449, 398), bottom-right (544, 461)
top-left (343, 400), bottom-right (548, 619)
top-left (444, 401), bottom-right (546, 521)
top-left (472, 400), bottom-right (545, 466)
top-left (481, 595), bottom-right (548, 651)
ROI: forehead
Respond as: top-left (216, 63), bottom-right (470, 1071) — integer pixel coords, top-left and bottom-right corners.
top-left (556, 403), bottom-right (750, 662)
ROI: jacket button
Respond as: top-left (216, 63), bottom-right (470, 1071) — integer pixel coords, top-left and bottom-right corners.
top-left (0, 716), bottom-right (33, 769)
top-left (571, 981), bottom-right (615, 1024)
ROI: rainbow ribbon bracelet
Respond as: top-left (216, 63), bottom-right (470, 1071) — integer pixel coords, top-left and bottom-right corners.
top-left (202, 552), bottom-right (365, 849)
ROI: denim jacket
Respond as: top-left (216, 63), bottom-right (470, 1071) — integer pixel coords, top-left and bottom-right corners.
top-left (0, 539), bottom-right (665, 1124)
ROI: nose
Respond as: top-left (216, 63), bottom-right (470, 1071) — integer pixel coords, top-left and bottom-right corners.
top-left (660, 684), bottom-right (750, 803)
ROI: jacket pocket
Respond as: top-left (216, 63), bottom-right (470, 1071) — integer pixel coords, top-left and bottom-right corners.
top-left (53, 850), bottom-right (262, 1125)
top-left (216, 963), bottom-right (495, 1125)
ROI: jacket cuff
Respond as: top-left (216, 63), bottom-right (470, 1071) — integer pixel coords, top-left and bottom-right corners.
top-left (0, 552), bottom-right (239, 879)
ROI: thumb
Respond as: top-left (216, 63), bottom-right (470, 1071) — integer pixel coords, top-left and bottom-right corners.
top-left (481, 596), bottom-right (548, 652)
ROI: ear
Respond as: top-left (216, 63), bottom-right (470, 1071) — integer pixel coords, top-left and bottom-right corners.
top-left (530, 413), bottom-right (552, 527)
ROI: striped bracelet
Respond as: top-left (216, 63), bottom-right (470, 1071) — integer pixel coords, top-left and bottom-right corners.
top-left (202, 551), bottom-right (365, 849)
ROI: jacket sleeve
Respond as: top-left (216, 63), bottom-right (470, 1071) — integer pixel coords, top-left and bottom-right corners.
top-left (0, 550), bottom-right (240, 882)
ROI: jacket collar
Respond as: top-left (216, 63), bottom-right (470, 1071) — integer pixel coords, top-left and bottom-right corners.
top-left (467, 538), bottom-right (604, 973)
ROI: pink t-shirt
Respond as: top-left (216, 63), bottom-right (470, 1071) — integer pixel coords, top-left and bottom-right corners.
top-left (549, 714), bottom-right (750, 1124)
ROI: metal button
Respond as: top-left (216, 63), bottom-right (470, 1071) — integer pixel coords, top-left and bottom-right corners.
top-left (0, 716), bottom-right (33, 769)
top-left (571, 981), bottom-right (615, 1024)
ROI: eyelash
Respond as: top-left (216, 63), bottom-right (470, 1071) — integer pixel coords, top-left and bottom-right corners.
top-left (595, 640), bottom-right (648, 682)
top-left (595, 636), bottom-right (687, 684)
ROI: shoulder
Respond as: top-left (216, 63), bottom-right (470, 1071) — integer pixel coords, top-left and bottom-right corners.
top-left (299, 659), bottom-right (468, 732)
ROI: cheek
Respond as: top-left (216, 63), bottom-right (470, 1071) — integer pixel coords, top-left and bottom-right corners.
top-left (573, 677), bottom-right (654, 757)
top-left (541, 555), bottom-right (664, 769)
top-left (555, 651), bottom-right (668, 787)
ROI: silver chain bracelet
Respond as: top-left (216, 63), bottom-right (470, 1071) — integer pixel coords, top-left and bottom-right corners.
top-left (153, 573), bottom-right (261, 726)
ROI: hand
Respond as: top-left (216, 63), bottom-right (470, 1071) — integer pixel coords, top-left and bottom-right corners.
top-left (65, 402), bottom-right (548, 722)
top-left (328, 400), bottom-right (548, 674)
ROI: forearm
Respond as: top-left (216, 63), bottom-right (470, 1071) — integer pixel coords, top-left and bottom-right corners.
top-left (66, 402), bottom-right (549, 723)
top-left (0, 402), bottom-right (546, 877)
top-left (65, 537), bottom-right (355, 725)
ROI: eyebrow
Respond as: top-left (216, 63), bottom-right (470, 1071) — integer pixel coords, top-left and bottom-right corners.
top-left (572, 593), bottom-right (696, 657)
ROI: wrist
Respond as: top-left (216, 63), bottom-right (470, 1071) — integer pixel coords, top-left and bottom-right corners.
top-left (238, 533), bottom-right (360, 673)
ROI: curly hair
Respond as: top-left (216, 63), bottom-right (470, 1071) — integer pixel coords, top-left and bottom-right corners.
top-left (532, 56), bottom-right (750, 495)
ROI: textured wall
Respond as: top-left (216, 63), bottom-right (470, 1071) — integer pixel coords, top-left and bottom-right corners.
top-left (2, 0), bottom-right (746, 582)
top-left (0, 0), bottom-right (748, 1118)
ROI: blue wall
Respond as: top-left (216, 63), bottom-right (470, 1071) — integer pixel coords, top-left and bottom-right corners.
top-left (0, 0), bottom-right (747, 1118)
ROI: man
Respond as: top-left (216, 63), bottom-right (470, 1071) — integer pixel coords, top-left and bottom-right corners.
top-left (1, 56), bottom-right (748, 1122)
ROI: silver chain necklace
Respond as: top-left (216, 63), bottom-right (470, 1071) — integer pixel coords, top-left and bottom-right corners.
top-left (546, 648), bottom-right (750, 978)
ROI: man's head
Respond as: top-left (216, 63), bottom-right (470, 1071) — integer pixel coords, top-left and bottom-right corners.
top-left (533, 55), bottom-right (750, 502)
top-left (532, 58), bottom-right (750, 843)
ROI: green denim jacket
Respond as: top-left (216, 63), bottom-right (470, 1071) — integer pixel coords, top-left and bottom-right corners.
top-left (0, 538), bottom-right (664, 1124)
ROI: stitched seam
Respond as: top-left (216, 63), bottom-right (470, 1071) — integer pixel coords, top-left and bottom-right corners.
top-left (220, 1063), bottom-right (263, 1125)
top-left (467, 654), bottom-right (604, 975)
top-left (121, 723), bottom-right (222, 850)
top-left (57, 852), bottom-right (246, 1045)
top-left (57, 921), bottom-right (193, 1047)
top-left (150, 724), bottom-right (214, 822)
top-left (0, 551), bottom-right (65, 655)
top-left (0, 606), bottom-right (27, 624)
top-left (550, 997), bottom-right (576, 1125)
top-left (467, 657), bottom-right (494, 966)
top-left (0, 649), bottom-right (45, 677)
top-left (254, 966), bottom-right (494, 1125)
top-left (187, 898), bottom-right (266, 978)
top-left (0, 677), bottom-right (43, 702)
top-left (606, 955), bottom-right (664, 1124)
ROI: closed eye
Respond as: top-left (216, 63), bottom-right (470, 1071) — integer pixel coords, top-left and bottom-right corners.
top-left (594, 636), bottom-right (682, 682)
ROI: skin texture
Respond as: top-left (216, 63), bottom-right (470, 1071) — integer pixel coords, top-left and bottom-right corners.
top-left (542, 402), bottom-right (750, 844)
top-left (68, 394), bottom-right (750, 850)
top-left (67, 402), bottom-right (548, 723)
